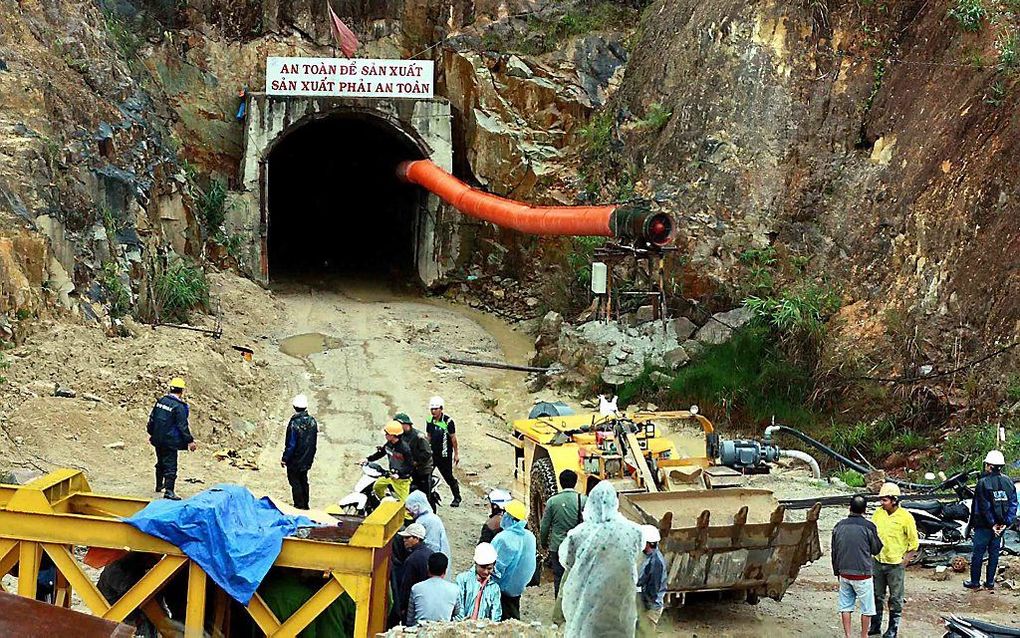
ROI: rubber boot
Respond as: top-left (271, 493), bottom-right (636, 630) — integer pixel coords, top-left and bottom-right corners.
top-left (450, 481), bottom-right (462, 508)
top-left (882, 614), bottom-right (900, 638)
top-left (163, 477), bottom-right (181, 501)
top-left (868, 611), bottom-right (883, 636)
top-left (155, 470), bottom-right (164, 493)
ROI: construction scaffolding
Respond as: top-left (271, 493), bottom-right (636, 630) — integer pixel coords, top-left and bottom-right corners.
top-left (0, 469), bottom-right (402, 637)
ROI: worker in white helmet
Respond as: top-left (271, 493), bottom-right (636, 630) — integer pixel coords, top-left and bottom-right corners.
top-left (426, 395), bottom-right (461, 507)
top-left (453, 543), bottom-right (502, 621)
top-left (869, 482), bottom-right (918, 638)
top-left (280, 394), bottom-right (318, 509)
top-left (637, 524), bottom-right (668, 624)
top-left (964, 450), bottom-right (1017, 591)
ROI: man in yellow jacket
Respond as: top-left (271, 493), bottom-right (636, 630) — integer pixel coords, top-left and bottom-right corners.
top-left (869, 482), bottom-right (918, 638)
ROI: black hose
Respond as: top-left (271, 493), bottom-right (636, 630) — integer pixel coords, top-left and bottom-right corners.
top-left (766, 424), bottom-right (936, 491)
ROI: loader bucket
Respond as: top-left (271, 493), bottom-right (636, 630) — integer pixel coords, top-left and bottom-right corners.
top-left (619, 489), bottom-right (821, 604)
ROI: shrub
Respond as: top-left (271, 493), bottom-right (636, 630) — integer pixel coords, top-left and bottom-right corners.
top-left (744, 283), bottom-right (841, 338)
top-left (0, 352), bottom-right (8, 385)
top-left (997, 30), bottom-right (1019, 74)
top-left (199, 179), bottom-right (227, 236)
top-left (566, 236), bottom-right (606, 287)
top-left (578, 110), bottom-right (615, 164)
top-left (948, 0), bottom-right (987, 31)
top-left (155, 258), bottom-right (209, 323)
top-left (636, 103), bottom-right (672, 131)
top-left (101, 262), bottom-right (133, 318)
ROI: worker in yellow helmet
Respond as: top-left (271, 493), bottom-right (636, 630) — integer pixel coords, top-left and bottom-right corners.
top-left (360, 421), bottom-right (414, 505)
top-left (869, 482), bottom-right (918, 638)
top-left (146, 377), bottom-right (197, 500)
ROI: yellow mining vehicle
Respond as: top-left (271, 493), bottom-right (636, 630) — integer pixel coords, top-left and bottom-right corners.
top-left (511, 409), bottom-right (821, 606)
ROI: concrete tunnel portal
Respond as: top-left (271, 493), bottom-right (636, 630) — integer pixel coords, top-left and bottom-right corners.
top-left (266, 114), bottom-right (426, 279)
top-left (237, 97), bottom-right (456, 287)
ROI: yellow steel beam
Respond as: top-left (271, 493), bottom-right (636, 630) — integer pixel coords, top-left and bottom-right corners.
top-left (185, 561), bottom-right (207, 638)
top-left (337, 573), bottom-right (374, 638)
top-left (212, 587), bottom-right (230, 638)
top-left (104, 555), bottom-right (188, 622)
top-left (17, 541), bottom-right (39, 598)
top-left (275, 574), bottom-right (344, 636)
top-left (41, 543), bottom-right (111, 615)
top-left (367, 549), bottom-right (391, 634)
top-left (0, 510), bottom-right (378, 573)
top-left (54, 570), bottom-right (70, 608)
top-left (0, 538), bottom-right (18, 574)
top-left (348, 501), bottom-right (405, 548)
top-left (245, 591), bottom-right (282, 634)
top-left (141, 599), bottom-right (178, 637)
top-left (67, 494), bottom-right (150, 518)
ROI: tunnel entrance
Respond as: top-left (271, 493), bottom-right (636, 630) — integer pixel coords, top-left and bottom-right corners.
top-left (266, 114), bottom-right (427, 280)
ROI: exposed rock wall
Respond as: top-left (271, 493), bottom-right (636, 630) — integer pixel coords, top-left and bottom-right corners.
top-left (615, 0), bottom-right (1019, 379)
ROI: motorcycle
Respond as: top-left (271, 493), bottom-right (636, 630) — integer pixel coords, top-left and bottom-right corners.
top-left (336, 462), bottom-right (441, 516)
top-left (943, 615), bottom-right (1020, 638)
top-left (901, 470), bottom-right (976, 549)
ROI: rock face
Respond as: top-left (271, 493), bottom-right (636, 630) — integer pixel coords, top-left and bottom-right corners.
top-left (440, 32), bottom-right (627, 199)
top-left (616, 0), bottom-right (1020, 378)
top-left (694, 307), bottom-right (756, 345)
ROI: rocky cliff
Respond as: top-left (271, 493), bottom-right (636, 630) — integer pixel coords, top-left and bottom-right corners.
top-left (1, 0), bottom-right (1017, 415)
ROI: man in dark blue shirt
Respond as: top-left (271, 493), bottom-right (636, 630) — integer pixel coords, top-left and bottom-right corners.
top-left (965, 450), bottom-right (1018, 591)
top-left (146, 377), bottom-right (196, 500)
top-left (280, 394), bottom-right (318, 509)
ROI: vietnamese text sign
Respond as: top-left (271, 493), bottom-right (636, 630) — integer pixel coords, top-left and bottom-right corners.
top-left (266, 57), bottom-right (434, 99)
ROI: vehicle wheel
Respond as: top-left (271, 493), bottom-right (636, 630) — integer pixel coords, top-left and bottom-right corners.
top-left (529, 456), bottom-right (558, 540)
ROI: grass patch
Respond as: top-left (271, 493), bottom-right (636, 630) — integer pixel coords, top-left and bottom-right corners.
top-left (839, 469), bottom-right (866, 488)
top-left (948, 0), bottom-right (988, 31)
top-left (578, 109), bottom-right (615, 164)
top-left (154, 257), bottom-right (209, 323)
top-left (618, 326), bottom-right (822, 428)
top-left (0, 352), bottom-right (8, 385)
top-left (103, 10), bottom-right (141, 59)
top-left (936, 423), bottom-right (1020, 476)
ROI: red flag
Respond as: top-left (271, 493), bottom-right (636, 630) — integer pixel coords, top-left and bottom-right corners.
top-left (327, 2), bottom-right (359, 58)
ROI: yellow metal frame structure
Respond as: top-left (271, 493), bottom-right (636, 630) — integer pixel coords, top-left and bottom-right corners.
top-left (0, 469), bottom-right (402, 637)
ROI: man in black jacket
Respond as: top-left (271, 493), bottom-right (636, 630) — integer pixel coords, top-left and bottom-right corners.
top-left (364, 422), bottom-right (415, 505)
top-left (832, 495), bottom-right (883, 638)
top-left (964, 449), bottom-right (1018, 590)
top-left (147, 377), bottom-right (197, 500)
top-left (397, 523), bottom-right (433, 624)
top-left (280, 394), bottom-right (317, 510)
top-left (394, 412), bottom-right (434, 507)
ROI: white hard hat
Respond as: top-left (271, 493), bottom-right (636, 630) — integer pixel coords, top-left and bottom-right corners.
top-left (429, 395), bottom-right (444, 410)
top-left (641, 525), bottom-right (661, 544)
top-left (292, 394), bottom-right (308, 409)
top-left (985, 450), bottom-right (1006, 466)
top-left (878, 482), bottom-right (901, 498)
top-left (474, 542), bottom-right (498, 565)
top-left (487, 489), bottom-right (512, 507)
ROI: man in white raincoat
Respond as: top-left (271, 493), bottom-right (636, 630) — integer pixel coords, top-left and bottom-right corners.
top-left (560, 480), bottom-right (644, 638)
top-left (405, 490), bottom-right (451, 561)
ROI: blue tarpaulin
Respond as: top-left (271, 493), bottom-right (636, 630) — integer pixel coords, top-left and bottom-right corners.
top-left (124, 485), bottom-right (315, 604)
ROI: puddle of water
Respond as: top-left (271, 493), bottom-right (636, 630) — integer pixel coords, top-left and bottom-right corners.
top-left (280, 332), bottom-right (330, 358)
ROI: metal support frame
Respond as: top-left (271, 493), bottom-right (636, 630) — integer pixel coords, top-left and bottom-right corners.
top-left (0, 470), bottom-right (402, 637)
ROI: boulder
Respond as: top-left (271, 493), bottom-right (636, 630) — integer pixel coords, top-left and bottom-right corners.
top-left (663, 346), bottom-right (690, 369)
top-left (694, 307), bottom-right (756, 345)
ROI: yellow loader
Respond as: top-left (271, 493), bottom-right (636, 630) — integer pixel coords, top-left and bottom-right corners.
top-left (511, 409), bottom-right (821, 606)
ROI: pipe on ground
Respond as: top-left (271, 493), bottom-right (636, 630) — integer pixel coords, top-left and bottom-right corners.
top-left (397, 160), bottom-right (673, 246)
top-left (780, 449), bottom-right (821, 479)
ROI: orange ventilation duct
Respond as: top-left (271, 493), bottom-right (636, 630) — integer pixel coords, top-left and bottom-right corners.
top-left (397, 160), bottom-right (673, 247)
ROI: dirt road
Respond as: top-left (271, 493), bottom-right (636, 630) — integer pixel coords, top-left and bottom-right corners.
top-left (3, 273), bottom-right (1020, 635)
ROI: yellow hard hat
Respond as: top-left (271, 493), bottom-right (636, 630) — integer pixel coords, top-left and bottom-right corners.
top-left (169, 377), bottom-right (186, 390)
top-left (878, 482), bottom-right (901, 498)
top-left (383, 421), bottom-right (404, 436)
top-left (504, 499), bottom-right (527, 521)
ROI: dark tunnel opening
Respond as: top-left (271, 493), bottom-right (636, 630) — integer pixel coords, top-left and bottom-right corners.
top-left (266, 114), bottom-right (426, 280)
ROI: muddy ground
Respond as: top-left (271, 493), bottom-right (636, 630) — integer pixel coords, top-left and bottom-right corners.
top-left (2, 273), bottom-right (1019, 636)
